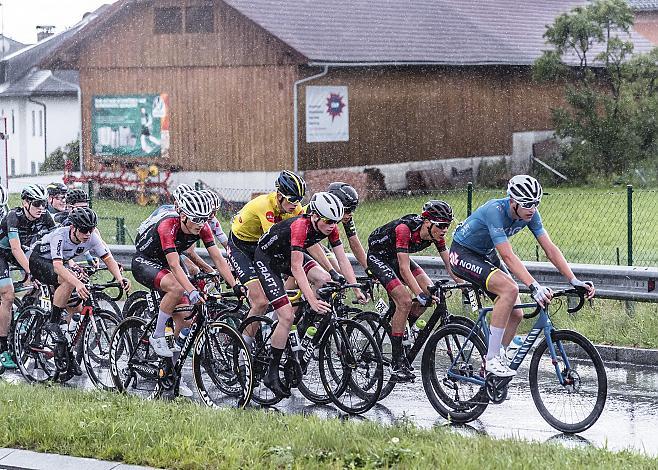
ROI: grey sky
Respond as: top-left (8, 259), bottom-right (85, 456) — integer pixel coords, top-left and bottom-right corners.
top-left (1, 0), bottom-right (119, 45)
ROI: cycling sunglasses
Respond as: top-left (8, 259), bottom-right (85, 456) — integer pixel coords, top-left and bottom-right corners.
top-left (519, 200), bottom-right (540, 209)
top-left (29, 199), bottom-right (47, 208)
top-left (186, 214), bottom-right (209, 225)
top-left (430, 221), bottom-right (452, 230)
top-left (76, 226), bottom-right (94, 234)
top-left (280, 193), bottom-right (303, 204)
top-left (319, 216), bottom-right (339, 225)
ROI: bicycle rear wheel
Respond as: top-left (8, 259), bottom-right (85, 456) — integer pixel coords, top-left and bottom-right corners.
top-left (319, 319), bottom-right (383, 415)
top-left (421, 324), bottom-right (489, 423)
top-left (193, 321), bottom-right (253, 409)
top-left (109, 316), bottom-right (162, 399)
top-left (529, 329), bottom-right (607, 433)
top-left (83, 309), bottom-right (121, 391)
top-left (13, 306), bottom-right (57, 383)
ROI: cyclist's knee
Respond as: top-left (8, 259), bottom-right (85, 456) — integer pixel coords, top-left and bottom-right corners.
top-left (392, 292), bottom-right (412, 313)
top-left (247, 284), bottom-right (269, 312)
top-left (510, 308), bottom-right (523, 322)
top-left (275, 306), bottom-right (294, 328)
top-left (0, 286), bottom-right (15, 302)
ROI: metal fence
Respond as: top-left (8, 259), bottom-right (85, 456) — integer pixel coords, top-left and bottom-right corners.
top-left (90, 180), bottom-right (658, 267)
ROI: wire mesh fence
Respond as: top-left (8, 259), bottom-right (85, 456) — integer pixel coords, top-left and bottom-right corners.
top-left (85, 181), bottom-right (657, 267)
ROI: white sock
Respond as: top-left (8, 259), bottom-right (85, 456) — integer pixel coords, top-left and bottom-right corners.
top-left (487, 326), bottom-right (506, 361)
top-left (242, 334), bottom-right (254, 349)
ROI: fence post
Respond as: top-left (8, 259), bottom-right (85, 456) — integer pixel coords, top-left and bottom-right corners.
top-left (87, 180), bottom-right (94, 209)
top-left (627, 184), bottom-right (633, 266)
top-left (194, 181), bottom-right (201, 191)
top-left (467, 181), bottom-right (473, 216)
top-left (116, 217), bottom-right (126, 245)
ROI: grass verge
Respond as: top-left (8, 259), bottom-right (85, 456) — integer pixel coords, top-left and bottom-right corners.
top-left (0, 382), bottom-right (655, 469)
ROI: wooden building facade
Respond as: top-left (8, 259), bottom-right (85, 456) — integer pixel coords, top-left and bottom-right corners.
top-left (45, 0), bottom-right (653, 174)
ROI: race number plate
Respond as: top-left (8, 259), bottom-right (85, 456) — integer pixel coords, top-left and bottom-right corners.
top-left (375, 298), bottom-right (388, 315)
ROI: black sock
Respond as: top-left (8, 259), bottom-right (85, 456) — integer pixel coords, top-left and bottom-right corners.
top-left (391, 334), bottom-right (403, 362)
top-left (269, 346), bottom-right (284, 370)
top-left (49, 305), bottom-right (64, 324)
top-left (0, 336), bottom-right (7, 353)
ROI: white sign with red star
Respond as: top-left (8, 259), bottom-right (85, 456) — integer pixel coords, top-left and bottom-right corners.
top-left (305, 86), bottom-right (349, 142)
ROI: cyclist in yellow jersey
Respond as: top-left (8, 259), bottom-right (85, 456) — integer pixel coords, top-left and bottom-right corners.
top-left (227, 171), bottom-right (306, 336)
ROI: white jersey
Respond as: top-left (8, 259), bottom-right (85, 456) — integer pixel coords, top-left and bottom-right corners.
top-left (208, 216), bottom-right (228, 245)
top-left (33, 225), bottom-right (109, 261)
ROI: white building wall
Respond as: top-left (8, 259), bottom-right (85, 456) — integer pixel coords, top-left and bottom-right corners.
top-left (0, 95), bottom-right (79, 176)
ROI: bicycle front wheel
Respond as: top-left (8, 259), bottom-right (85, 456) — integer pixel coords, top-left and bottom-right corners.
top-left (13, 306), bottom-right (57, 383)
top-left (193, 321), bottom-right (253, 409)
top-left (83, 309), bottom-right (121, 391)
top-left (529, 329), bottom-right (607, 433)
top-left (319, 319), bottom-right (383, 415)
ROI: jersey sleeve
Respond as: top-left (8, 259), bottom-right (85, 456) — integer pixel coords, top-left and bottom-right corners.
top-left (156, 217), bottom-right (179, 255)
top-left (49, 230), bottom-right (65, 260)
top-left (209, 217), bottom-right (228, 245)
top-left (290, 218), bottom-right (308, 251)
top-left (200, 223), bottom-right (216, 248)
top-left (528, 211), bottom-right (547, 238)
top-left (89, 231), bottom-right (110, 258)
top-left (486, 204), bottom-right (509, 247)
top-left (328, 226), bottom-right (342, 247)
top-left (394, 223), bottom-right (412, 253)
top-left (6, 212), bottom-right (19, 240)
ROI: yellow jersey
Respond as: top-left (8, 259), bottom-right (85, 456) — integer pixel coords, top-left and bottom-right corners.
top-left (231, 191), bottom-right (304, 243)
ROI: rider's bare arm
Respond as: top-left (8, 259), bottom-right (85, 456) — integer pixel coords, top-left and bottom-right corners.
top-left (495, 240), bottom-right (535, 286)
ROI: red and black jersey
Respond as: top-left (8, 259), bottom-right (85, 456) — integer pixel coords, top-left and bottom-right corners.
top-left (135, 215), bottom-right (215, 263)
top-left (258, 214), bottom-right (341, 261)
top-left (367, 214), bottom-right (445, 258)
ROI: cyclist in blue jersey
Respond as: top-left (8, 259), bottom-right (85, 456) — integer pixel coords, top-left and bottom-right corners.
top-left (449, 175), bottom-right (595, 377)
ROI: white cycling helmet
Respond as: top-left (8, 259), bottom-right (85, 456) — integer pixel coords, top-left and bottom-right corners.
top-left (507, 175), bottom-right (543, 204)
top-left (172, 183), bottom-right (193, 204)
top-left (21, 183), bottom-right (47, 201)
top-left (200, 189), bottom-right (221, 212)
top-left (309, 192), bottom-right (344, 222)
top-left (0, 185), bottom-right (8, 206)
top-left (178, 190), bottom-right (213, 219)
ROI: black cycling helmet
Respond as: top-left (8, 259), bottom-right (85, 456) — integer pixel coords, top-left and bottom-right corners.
top-left (66, 188), bottom-right (90, 205)
top-left (275, 170), bottom-right (306, 203)
top-left (68, 207), bottom-right (98, 231)
top-left (46, 182), bottom-right (68, 196)
top-left (327, 182), bottom-right (359, 212)
top-left (421, 200), bottom-right (453, 223)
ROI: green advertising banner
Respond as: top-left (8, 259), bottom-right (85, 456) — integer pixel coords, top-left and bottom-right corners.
top-left (92, 94), bottom-right (170, 157)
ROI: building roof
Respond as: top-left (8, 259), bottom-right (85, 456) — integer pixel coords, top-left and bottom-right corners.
top-left (0, 5), bottom-right (109, 97)
top-left (0, 35), bottom-right (27, 58)
top-left (628, 1), bottom-right (658, 11)
top-left (46, 0), bottom-right (656, 67)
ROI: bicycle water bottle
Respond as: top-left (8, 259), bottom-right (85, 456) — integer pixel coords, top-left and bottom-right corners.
top-left (288, 325), bottom-right (302, 352)
top-left (164, 324), bottom-right (175, 350)
top-left (402, 324), bottom-right (413, 347)
top-left (176, 327), bottom-right (191, 349)
top-left (411, 319), bottom-right (427, 341)
top-left (300, 326), bottom-right (317, 363)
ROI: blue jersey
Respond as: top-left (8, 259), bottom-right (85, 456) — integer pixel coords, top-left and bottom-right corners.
top-left (452, 197), bottom-right (546, 255)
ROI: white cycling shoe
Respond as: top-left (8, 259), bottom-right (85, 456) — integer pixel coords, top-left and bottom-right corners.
top-left (178, 379), bottom-right (194, 398)
top-left (149, 335), bottom-right (173, 358)
top-left (486, 355), bottom-right (516, 378)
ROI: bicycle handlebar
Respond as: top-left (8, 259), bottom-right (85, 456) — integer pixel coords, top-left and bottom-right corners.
top-left (522, 286), bottom-right (588, 319)
top-left (317, 280), bottom-right (371, 300)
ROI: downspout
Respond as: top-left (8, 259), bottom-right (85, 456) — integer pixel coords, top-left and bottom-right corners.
top-left (293, 65), bottom-right (329, 173)
top-left (28, 96), bottom-right (47, 170)
top-left (48, 71), bottom-right (84, 174)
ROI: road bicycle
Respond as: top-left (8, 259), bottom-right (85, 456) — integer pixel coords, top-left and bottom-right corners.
top-left (422, 286), bottom-right (607, 433)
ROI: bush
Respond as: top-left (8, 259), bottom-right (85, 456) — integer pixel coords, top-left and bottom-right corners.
top-left (476, 157), bottom-right (511, 188)
top-left (40, 140), bottom-right (80, 173)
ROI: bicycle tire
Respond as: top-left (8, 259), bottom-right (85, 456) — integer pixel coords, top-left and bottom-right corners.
top-left (421, 324), bottom-right (489, 423)
top-left (238, 315), bottom-right (283, 406)
top-left (94, 292), bottom-right (123, 321)
top-left (319, 319), bottom-right (383, 415)
top-left (109, 316), bottom-right (163, 399)
top-left (83, 309), bottom-right (121, 391)
top-left (12, 306), bottom-right (57, 383)
top-left (529, 329), bottom-right (607, 433)
top-left (121, 291), bottom-right (147, 318)
top-left (192, 321), bottom-right (254, 409)
top-left (353, 311), bottom-right (395, 399)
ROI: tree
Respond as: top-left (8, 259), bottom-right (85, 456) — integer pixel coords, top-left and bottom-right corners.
top-left (533, 0), bottom-right (658, 183)
top-left (40, 140), bottom-right (80, 173)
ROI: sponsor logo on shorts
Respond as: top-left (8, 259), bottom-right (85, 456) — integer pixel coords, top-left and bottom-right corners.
top-left (457, 259), bottom-right (483, 275)
top-left (255, 260), bottom-right (279, 293)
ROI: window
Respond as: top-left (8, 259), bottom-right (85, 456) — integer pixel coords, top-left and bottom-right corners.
top-left (11, 110), bottom-right (14, 134)
top-left (186, 6), bottom-right (214, 33)
top-left (31, 162), bottom-right (36, 175)
top-left (39, 110), bottom-right (43, 136)
top-left (154, 7), bottom-right (182, 34)
top-left (32, 110), bottom-right (36, 136)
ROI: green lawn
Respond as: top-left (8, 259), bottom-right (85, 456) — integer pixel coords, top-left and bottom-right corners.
top-left (0, 382), bottom-right (654, 469)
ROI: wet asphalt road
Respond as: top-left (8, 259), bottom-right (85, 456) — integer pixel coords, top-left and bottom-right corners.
top-left (2, 356), bottom-right (656, 458)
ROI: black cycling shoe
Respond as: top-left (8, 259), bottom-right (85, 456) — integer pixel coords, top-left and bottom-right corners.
top-left (69, 352), bottom-right (83, 376)
top-left (403, 355), bottom-right (415, 372)
top-left (263, 367), bottom-right (291, 398)
top-left (389, 357), bottom-right (416, 383)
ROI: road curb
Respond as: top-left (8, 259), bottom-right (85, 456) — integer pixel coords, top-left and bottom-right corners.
top-left (0, 448), bottom-right (159, 470)
top-left (595, 344), bottom-right (658, 367)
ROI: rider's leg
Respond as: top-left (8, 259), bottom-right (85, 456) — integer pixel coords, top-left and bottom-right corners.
top-left (408, 267), bottom-right (432, 324)
top-left (389, 284), bottom-right (412, 357)
top-left (154, 273), bottom-right (185, 338)
top-left (483, 270), bottom-right (518, 361)
top-left (0, 280), bottom-right (15, 358)
top-left (265, 301), bottom-right (294, 396)
top-left (502, 296), bottom-right (523, 349)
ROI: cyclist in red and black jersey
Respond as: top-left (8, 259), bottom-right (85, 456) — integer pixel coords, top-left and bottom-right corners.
top-left (255, 192), bottom-right (365, 397)
top-left (132, 190), bottom-right (245, 357)
top-left (367, 200), bottom-right (461, 382)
